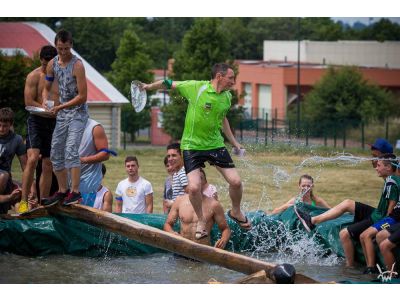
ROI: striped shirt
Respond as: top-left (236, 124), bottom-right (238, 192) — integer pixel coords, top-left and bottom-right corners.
top-left (172, 166), bottom-right (188, 200)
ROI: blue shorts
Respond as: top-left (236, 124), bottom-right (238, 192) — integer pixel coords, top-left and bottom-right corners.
top-left (372, 217), bottom-right (397, 231)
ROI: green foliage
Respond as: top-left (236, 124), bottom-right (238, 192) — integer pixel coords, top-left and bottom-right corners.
top-left (359, 18), bottom-right (400, 41)
top-left (173, 18), bottom-right (230, 80)
top-left (106, 29), bottom-right (154, 142)
top-left (301, 66), bottom-right (394, 134)
top-left (60, 18), bottom-right (123, 73)
top-left (0, 52), bottom-right (38, 135)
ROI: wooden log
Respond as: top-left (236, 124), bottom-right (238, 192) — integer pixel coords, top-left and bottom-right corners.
top-left (49, 203), bottom-right (318, 284)
top-left (0, 207), bottom-right (48, 219)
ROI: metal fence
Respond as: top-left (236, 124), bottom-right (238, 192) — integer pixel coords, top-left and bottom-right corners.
top-left (236, 114), bottom-right (400, 150)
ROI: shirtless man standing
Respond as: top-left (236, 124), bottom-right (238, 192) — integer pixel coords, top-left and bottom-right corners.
top-left (19, 45), bottom-right (58, 213)
top-left (163, 192), bottom-right (231, 249)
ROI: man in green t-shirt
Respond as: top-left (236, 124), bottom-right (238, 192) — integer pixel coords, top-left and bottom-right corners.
top-left (295, 153), bottom-right (399, 267)
top-left (142, 63), bottom-right (251, 239)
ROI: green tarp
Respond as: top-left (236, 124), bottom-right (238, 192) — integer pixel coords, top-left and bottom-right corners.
top-left (0, 205), bottom-right (398, 266)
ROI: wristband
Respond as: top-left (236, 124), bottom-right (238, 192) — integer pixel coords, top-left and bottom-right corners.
top-left (45, 75), bottom-right (55, 82)
top-left (162, 79), bottom-right (173, 89)
top-left (99, 148), bottom-right (117, 156)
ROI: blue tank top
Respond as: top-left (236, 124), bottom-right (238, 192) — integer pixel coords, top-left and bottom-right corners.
top-left (79, 119), bottom-right (102, 194)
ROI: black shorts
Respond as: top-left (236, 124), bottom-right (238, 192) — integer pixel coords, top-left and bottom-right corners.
top-left (354, 201), bottom-right (375, 223)
top-left (346, 202), bottom-right (375, 240)
top-left (183, 147), bottom-right (235, 174)
top-left (26, 115), bottom-right (56, 158)
top-left (387, 222), bottom-right (400, 245)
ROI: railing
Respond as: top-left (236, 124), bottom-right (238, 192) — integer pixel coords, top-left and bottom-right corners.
top-left (237, 114), bottom-right (400, 150)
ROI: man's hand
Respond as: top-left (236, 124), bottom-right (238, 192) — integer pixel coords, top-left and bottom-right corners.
top-left (28, 194), bottom-right (39, 209)
top-left (232, 146), bottom-right (246, 157)
top-left (214, 238), bottom-right (228, 249)
top-left (50, 105), bottom-right (62, 115)
top-left (140, 82), bottom-right (149, 91)
top-left (9, 189), bottom-right (22, 204)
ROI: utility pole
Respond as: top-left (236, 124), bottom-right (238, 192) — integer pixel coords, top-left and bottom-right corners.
top-left (296, 17), bottom-right (301, 138)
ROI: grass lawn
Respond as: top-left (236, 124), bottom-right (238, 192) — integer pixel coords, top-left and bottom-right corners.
top-left (12, 145), bottom-right (384, 214)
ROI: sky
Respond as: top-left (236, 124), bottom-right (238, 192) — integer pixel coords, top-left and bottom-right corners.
top-left (3, 0), bottom-right (400, 18)
top-left (332, 17), bottom-right (400, 25)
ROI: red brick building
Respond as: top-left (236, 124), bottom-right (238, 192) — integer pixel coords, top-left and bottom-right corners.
top-left (235, 60), bottom-right (400, 121)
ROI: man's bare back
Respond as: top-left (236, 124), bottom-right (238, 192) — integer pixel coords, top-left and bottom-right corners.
top-left (164, 194), bottom-right (231, 249)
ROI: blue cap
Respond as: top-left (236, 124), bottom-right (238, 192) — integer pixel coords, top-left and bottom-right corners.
top-left (370, 138), bottom-right (393, 154)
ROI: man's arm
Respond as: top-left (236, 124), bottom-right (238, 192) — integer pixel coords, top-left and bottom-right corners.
top-left (114, 199), bottom-right (122, 213)
top-left (42, 60), bottom-right (54, 104)
top-left (222, 117), bottom-right (242, 149)
top-left (212, 201), bottom-right (231, 249)
top-left (24, 72), bottom-right (42, 107)
top-left (142, 80), bottom-right (177, 91)
top-left (80, 125), bottom-right (110, 164)
top-left (102, 190), bottom-right (113, 213)
top-left (163, 199), bottom-right (180, 234)
top-left (386, 200), bottom-right (397, 215)
top-left (271, 198), bottom-right (295, 215)
top-left (51, 61), bottom-right (87, 114)
top-left (145, 193), bottom-right (153, 213)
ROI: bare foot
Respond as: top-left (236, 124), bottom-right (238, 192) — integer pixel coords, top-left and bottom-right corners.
top-left (195, 220), bottom-right (208, 240)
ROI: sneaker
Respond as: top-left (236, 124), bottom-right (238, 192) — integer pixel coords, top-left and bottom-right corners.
top-left (17, 200), bottom-right (29, 214)
top-left (63, 192), bottom-right (82, 206)
top-left (363, 266), bottom-right (379, 275)
top-left (41, 191), bottom-right (69, 207)
top-left (294, 205), bottom-right (315, 232)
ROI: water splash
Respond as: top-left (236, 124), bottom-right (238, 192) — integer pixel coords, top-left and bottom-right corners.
top-left (247, 220), bottom-right (341, 267)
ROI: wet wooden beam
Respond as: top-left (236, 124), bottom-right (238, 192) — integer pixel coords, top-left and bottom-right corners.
top-left (47, 203), bottom-right (318, 284)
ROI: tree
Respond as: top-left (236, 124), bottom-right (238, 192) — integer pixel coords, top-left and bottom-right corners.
top-left (161, 18), bottom-right (232, 139)
top-left (301, 66), bottom-right (395, 134)
top-left (60, 18), bottom-right (128, 73)
top-left (0, 51), bottom-right (37, 135)
top-left (106, 29), bottom-right (154, 142)
top-left (359, 18), bottom-right (400, 41)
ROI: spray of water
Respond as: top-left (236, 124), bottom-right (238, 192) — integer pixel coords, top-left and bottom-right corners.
top-left (230, 148), bottom-right (378, 267)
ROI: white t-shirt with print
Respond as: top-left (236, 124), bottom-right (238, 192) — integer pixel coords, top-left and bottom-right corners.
top-left (115, 177), bottom-right (153, 213)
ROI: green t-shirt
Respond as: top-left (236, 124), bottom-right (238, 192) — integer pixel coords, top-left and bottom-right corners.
top-left (175, 80), bottom-right (232, 150)
top-left (371, 175), bottom-right (400, 223)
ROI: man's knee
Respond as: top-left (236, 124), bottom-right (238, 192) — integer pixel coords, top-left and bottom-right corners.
top-left (342, 199), bottom-right (354, 208)
top-left (379, 239), bottom-right (394, 253)
top-left (228, 178), bottom-right (242, 190)
top-left (340, 228), bottom-right (351, 242)
top-left (27, 152), bottom-right (40, 168)
top-left (188, 183), bottom-right (201, 196)
top-left (0, 172), bottom-right (10, 184)
top-left (359, 231), bottom-right (368, 243)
